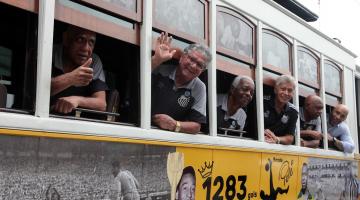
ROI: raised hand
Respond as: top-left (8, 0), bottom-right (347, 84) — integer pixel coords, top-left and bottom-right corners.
top-left (70, 58), bottom-right (93, 87)
top-left (152, 32), bottom-right (177, 68)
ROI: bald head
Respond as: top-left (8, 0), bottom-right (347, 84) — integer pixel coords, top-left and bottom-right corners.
top-left (330, 104), bottom-right (349, 126)
top-left (304, 95), bottom-right (323, 120)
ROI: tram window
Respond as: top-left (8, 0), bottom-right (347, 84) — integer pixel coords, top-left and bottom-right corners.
top-left (216, 6), bottom-right (256, 65)
top-left (262, 29), bottom-right (292, 75)
top-left (51, 21), bottom-right (140, 125)
top-left (297, 47), bottom-right (320, 89)
top-left (215, 70), bottom-right (257, 139)
top-left (324, 60), bottom-right (342, 97)
top-left (0, 3), bottom-right (38, 114)
top-left (153, 0), bottom-right (209, 44)
top-left (151, 32), bottom-right (210, 134)
top-left (298, 83), bottom-right (317, 97)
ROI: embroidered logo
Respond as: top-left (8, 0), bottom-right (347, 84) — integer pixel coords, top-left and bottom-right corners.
top-left (229, 120), bottom-right (236, 129)
top-left (178, 95), bottom-right (190, 107)
top-left (281, 115), bottom-right (289, 124)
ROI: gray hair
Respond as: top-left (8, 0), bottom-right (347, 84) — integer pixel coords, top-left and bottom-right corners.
top-left (275, 75), bottom-right (295, 89)
top-left (231, 75), bottom-right (254, 90)
top-left (184, 43), bottom-right (212, 68)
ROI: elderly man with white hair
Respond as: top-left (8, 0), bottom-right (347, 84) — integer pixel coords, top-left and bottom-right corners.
top-left (264, 75), bottom-right (298, 145)
top-left (216, 75), bottom-right (255, 131)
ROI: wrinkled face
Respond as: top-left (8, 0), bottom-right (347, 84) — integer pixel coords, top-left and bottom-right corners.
top-left (65, 30), bottom-right (96, 66)
top-left (306, 100), bottom-right (323, 119)
top-left (177, 173), bottom-right (195, 200)
top-left (232, 79), bottom-right (255, 108)
top-left (301, 165), bottom-right (308, 189)
top-left (178, 51), bottom-right (206, 81)
top-left (331, 105), bottom-right (348, 126)
top-left (274, 82), bottom-right (294, 104)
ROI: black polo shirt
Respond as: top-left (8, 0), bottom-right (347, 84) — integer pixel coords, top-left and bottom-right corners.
top-left (50, 45), bottom-right (108, 106)
top-left (263, 98), bottom-right (298, 137)
top-left (151, 64), bottom-right (206, 124)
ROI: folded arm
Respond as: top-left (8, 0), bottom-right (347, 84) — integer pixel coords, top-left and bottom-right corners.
top-left (152, 114), bottom-right (201, 134)
top-left (52, 91), bottom-right (106, 114)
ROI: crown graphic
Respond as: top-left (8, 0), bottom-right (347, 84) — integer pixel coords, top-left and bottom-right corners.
top-left (198, 161), bottom-right (214, 179)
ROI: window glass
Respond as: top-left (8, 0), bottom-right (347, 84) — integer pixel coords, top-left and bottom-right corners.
top-left (262, 31), bottom-right (290, 71)
top-left (216, 12), bottom-right (253, 58)
top-left (0, 47), bottom-right (12, 77)
top-left (298, 83), bottom-right (317, 97)
top-left (0, 3), bottom-right (37, 112)
top-left (154, 0), bottom-right (205, 39)
top-left (298, 48), bottom-right (318, 86)
top-left (324, 61), bottom-right (341, 96)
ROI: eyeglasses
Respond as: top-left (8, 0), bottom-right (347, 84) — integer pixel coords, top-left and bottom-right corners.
top-left (185, 54), bottom-right (207, 70)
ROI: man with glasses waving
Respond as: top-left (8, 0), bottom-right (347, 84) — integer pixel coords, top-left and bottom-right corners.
top-left (151, 32), bottom-right (212, 134)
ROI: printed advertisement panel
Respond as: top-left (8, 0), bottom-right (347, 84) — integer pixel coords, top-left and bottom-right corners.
top-left (0, 134), bottom-right (174, 200)
top-left (1, 132), bottom-right (360, 200)
top-left (297, 157), bottom-right (359, 200)
top-left (260, 153), bottom-right (299, 200)
top-left (175, 147), bottom-right (212, 200)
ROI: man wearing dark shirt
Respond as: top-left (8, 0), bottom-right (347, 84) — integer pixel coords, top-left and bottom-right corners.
top-left (51, 25), bottom-right (108, 114)
top-left (299, 95), bottom-right (323, 148)
top-left (264, 75), bottom-right (298, 145)
top-left (217, 75), bottom-right (254, 131)
top-left (151, 32), bottom-right (212, 134)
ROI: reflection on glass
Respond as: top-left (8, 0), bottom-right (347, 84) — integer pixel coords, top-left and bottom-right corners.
top-left (298, 49), bottom-right (318, 85)
top-left (299, 83), bottom-right (316, 95)
top-left (154, 0), bottom-right (205, 39)
top-left (0, 46), bottom-right (12, 77)
top-left (102, 0), bottom-right (136, 12)
top-left (262, 32), bottom-right (290, 70)
top-left (325, 62), bottom-right (341, 95)
top-left (58, 0), bottom-right (134, 29)
top-left (216, 12), bottom-right (253, 58)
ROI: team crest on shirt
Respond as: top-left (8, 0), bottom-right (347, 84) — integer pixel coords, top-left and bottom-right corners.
top-left (178, 95), bottom-right (190, 107)
top-left (229, 121), bottom-right (236, 129)
top-left (281, 115), bottom-right (289, 124)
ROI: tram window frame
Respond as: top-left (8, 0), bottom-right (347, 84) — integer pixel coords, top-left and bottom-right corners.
top-left (0, 0), bottom-right (38, 13)
top-left (324, 60), bottom-right (343, 98)
top-left (50, 0), bottom-right (142, 125)
top-left (77, 0), bottom-right (142, 22)
top-left (152, 0), bottom-right (209, 45)
top-left (297, 46), bottom-right (320, 90)
top-left (54, 0), bottom-right (140, 46)
top-left (216, 6), bottom-right (256, 66)
top-left (262, 29), bottom-right (293, 75)
top-left (0, 2), bottom-right (38, 114)
top-left (215, 69), bottom-right (257, 140)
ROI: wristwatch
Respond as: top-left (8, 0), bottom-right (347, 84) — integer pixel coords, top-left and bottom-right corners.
top-left (175, 121), bottom-right (181, 132)
top-left (276, 137), bottom-right (281, 144)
